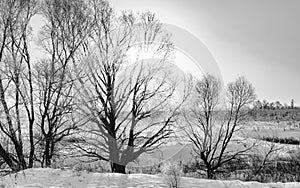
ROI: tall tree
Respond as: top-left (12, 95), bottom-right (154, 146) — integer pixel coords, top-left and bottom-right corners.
top-left (0, 0), bottom-right (37, 171)
top-left (35, 0), bottom-right (95, 167)
top-left (73, 3), bottom-right (186, 173)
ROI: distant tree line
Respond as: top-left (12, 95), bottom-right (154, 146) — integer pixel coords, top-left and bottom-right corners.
top-left (249, 99), bottom-right (300, 121)
top-left (253, 99), bottom-right (297, 110)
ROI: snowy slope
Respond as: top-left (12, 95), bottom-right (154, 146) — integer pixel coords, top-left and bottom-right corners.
top-left (1, 168), bottom-right (299, 188)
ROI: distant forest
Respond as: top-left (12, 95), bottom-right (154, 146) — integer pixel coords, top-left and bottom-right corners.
top-left (249, 99), bottom-right (300, 121)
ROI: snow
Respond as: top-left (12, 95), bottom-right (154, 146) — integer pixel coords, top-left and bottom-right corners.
top-left (0, 168), bottom-right (299, 188)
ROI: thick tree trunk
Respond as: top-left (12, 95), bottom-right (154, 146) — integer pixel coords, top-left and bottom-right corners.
top-left (111, 162), bottom-right (126, 174)
top-left (15, 145), bottom-right (27, 170)
top-left (207, 168), bottom-right (215, 179)
top-left (108, 134), bottom-right (125, 173)
top-left (44, 137), bottom-right (51, 167)
top-left (201, 151), bottom-right (215, 179)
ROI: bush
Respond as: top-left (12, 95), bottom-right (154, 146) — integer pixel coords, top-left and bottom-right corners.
top-left (228, 154), bottom-right (300, 182)
top-left (181, 152), bottom-right (300, 182)
top-left (161, 161), bottom-right (183, 188)
top-left (261, 136), bottom-right (300, 145)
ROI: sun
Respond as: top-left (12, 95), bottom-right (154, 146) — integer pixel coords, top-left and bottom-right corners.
top-left (125, 44), bottom-right (203, 80)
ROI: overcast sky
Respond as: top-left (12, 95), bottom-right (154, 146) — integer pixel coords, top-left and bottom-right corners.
top-left (110, 0), bottom-right (300, 105)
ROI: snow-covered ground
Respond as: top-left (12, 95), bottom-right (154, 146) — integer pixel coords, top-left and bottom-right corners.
top-left (0, 168), bottom-right (299, 188)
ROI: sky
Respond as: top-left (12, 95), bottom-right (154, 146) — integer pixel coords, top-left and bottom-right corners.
top-left (109, 0), bottom-right (300, 105)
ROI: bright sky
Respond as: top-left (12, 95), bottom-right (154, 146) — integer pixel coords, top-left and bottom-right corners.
top-left (110, 0), bottom-right (300, 106)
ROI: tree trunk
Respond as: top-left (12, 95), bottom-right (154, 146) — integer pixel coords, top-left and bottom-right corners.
top-left (108, 134), bottom-right (125, 173)
top-left (207, 168), bottom-right (215, 179)
top-left (0, 145), bottom-right (18, 172)
top-left (15, 144), bottom-right (27, 170)
top-left (44, 137), bottom-right (51, 167)
top-left (111, 162), bottom-right (126, 174)
top-left (201, 152), bottom-right (215, 179)
top-left (28, 119), bottom-right (35, 168)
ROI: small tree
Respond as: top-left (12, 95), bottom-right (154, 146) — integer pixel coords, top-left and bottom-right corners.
top-left (269, 102), bottom-right (275, 110)
top-left (161, 161), bottom-right (183, 188)
top-left (182, 75), bottom-right (256, 179)
top-left (275, 101), bottom-right (282, 110)
top-left (253, 100), bottom-right (263, 109)
top-left (291, 99), bottom-right (294, 109)
top-left (251, 140), bottom-right (282, 177)
top-left (262, 100), bottom-right (269, 109)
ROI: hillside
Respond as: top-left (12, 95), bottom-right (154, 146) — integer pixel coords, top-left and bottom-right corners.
top-left (1, 168), bottom-right (300, 188)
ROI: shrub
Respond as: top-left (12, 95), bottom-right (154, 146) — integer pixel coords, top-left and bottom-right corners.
top-left (237, 154), bottom-right (300, 182)
top-left (261, 136), bottom-right (300, 145)
top-left (161, 161), bottom-right (183, 188)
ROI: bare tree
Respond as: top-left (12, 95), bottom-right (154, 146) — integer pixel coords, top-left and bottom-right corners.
top-left (73, 3), bottom-right (186, 173)
top-left (34, 0), bottom-right (95, 167)
top-left (0, 0), bottom-right (37, 171)
top-left (182, 75), bottom-right (256, 178)
top-left (251, 140), bottom-right (282, 176)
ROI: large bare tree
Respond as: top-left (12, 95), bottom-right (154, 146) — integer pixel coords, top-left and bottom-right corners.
top-left (73, 3), bottom-right (186, 173)
top-left (0, 0), bottom-right (37, 171)
top-left (182, 75), bottom-right (256, 178)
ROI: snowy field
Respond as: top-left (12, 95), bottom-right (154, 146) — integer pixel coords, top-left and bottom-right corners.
top-left (0, 168), bottom-right (299, 188)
